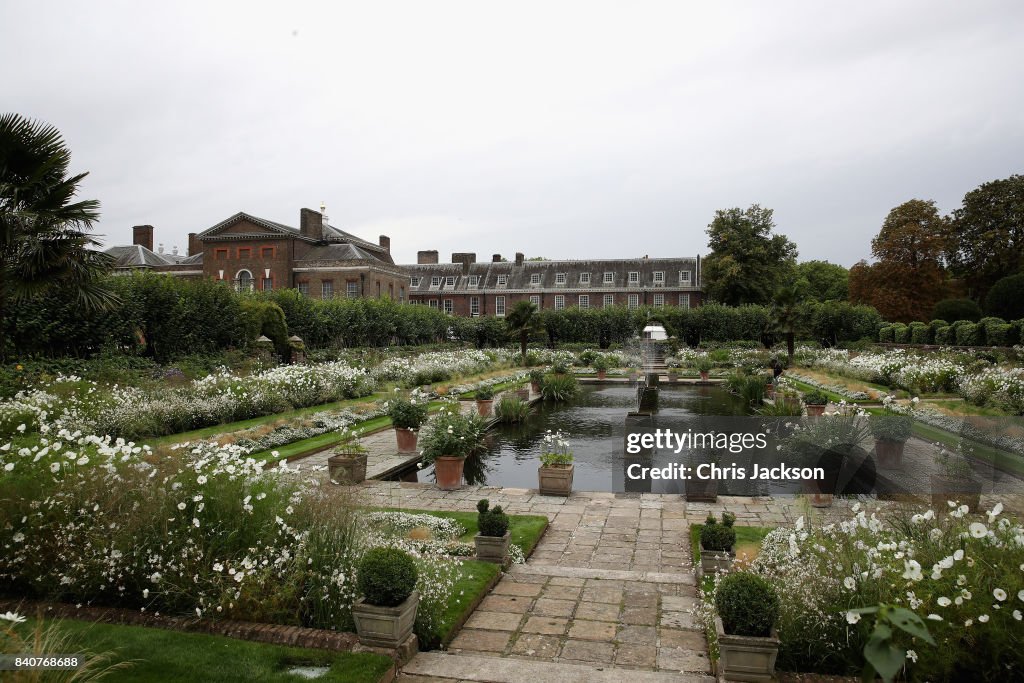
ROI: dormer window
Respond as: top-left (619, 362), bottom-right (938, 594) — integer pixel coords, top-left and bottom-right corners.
top-left (430, 276), bottom-right (441, 288)
top-left (628, 271), bottom-right (640, 284)
top-left (679, 270), bottom-right (691, 285)
top-left (555, 273), bottom-right (566, 285)
top-left (603, 272), bottom-right (614, 284)
top-left (468, 275), bottom-right (479, 288)
top-left (653, 271), bottom-right (664, 285)
top-left (580, 272), bottom-right (591, 284)
top-left (445, 276), bottom-right (455, 287)
top-left (410, 276), bottom-right (421, 287)
top-left (497, 274), bottom-right (508, 286)
top-left (530, 273), bottom-right (541, 285)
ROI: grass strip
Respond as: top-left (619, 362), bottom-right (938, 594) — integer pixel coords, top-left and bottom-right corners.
top-left (459, 378), bottom-right (528, 399)
top-left (21, 617), bottom-right (392, 683)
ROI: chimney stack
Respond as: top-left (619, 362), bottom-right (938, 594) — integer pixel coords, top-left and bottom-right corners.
top-left (188, 233), bottom-right (200, 257)
top-left (379, 235), bottom-right (391, 252)
top-left (300, 208), bottom-right (323, 240)
top-left (417, 250), bottom-right (439, 265)
top-left (132, 225), bottom-right (154, 251)
top-left (492, 254), bottom-right (502, 263)
top-left (515, 252), bottom-right (524, 266)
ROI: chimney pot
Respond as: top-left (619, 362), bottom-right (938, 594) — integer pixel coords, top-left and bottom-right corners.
top-left (379, 235), bottom-right (391, 251)
top-left (172, 245), bottom-right (179, 256)
top-left (417, 250), bottom-right (439, 265)
top-left (132, 225), bottom-right (154, 251)
top-left (515, 252), bottom-right (524, 266)
top-left (158, 243), bottom-right (164, 254)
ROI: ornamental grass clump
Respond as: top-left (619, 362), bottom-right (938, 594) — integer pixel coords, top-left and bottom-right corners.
top-left (715, 572), bottom-right (779, 637)
top-left (540, 373), bottom-right (579, 402)
top-left (476, 499), bottom-right (510, 538)
top-left (701, 513), bottom-right (737, 552)
top-left (356, 547), bottom-right (419, 607)
top-left (495, 396), bottom-right (530, 423)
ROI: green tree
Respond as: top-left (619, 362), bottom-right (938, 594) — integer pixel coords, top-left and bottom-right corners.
top-left (771, 284), bottom-right (802, 364)
top-left (701, 205), bottom-right (797, 306)
top-left (505, 300), bottom-right (542, 364)
top-left (947, 174), bottom-right (1024, 300)
top-left (794, 260), bottom-right (848, 301)
top-left (0, 113), bottom-right (115, 354)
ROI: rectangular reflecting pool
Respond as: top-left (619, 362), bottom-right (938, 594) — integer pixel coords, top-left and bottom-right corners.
top-left (414, 383), bottom-right (751, 492)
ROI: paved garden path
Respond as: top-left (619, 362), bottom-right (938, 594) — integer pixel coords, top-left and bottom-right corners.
top-left (359, 482), bottom-right (858, 683)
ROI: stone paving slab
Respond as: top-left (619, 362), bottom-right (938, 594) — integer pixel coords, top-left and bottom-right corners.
top-left (402, 652), bottom-right (715, 683)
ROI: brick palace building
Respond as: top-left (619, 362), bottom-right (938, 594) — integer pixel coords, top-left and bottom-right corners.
top-left (105, 206), bottom-right (703, 314)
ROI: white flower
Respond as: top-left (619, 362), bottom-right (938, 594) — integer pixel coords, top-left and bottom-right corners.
top-left (969, 522), bottom-right (988, 538)
top-left (197, 475), bottom-right (208, 485)
top-left (1018, 590), bottom-right (1024, 602)
top-left (906, 649), bottom-right (918, 663)
top-left (994, 588), bottom-right (1007, 602)
top-left (844, 577), bottom-right (856, 590)
top-left (987, 502), bottom-right (1004, 523)
top-left (3, 462), bottom-right (13, 472)
top-left (0, 611), bottom-right (26, 624)
top-left (1014, 610), bottom-right (1022, 621)
top-left (143, 589), bottom-right (149, 598)
top-left (50, 461), bottom-right (60, 473)
top-left (978, 614), bottom-right (989, 623)
top-left (902, 559), bottom-right (923, 581)
top-left (937, 597), bottom-right (952, 607)
top-left (954, 549), bottom-right (964, 561)
top-left (177, 502), bottom-right (187, 510)
top-left (846, 611), bottom-right (861, 624)
top-left (927, 613), bottom-right (943, 621)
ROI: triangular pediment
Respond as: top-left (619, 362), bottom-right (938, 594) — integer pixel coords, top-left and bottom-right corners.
top-left (197, 212), bottom-right (300, 240)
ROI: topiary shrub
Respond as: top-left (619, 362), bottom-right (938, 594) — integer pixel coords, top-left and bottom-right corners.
top-left (986, 323), bottom-right (1012, 347)
top-left (934, 325), bottom-right (953, 345)
top-left (956, 322), bottom-right (982, 346)
top-left (933, 298), bottom-right (982, 323)
top-left (909, 322), bottom-right (930, 344)
top-left (892, 323), bottom-right (910, 344)
top-left (878, 325), bottom-right (895, 343)
top-left (357, 547), bottom-right (418, 607)
top-left (700, 514), bottom-right (736, 552)
top-left (715, 572), bottom-right (780, 637)
top-left (929, 319), bottom-right (949, 339)
top-left (477, 499), bottom-right (510, 537)
top-left (984, 273), bottom-right (1024, 320)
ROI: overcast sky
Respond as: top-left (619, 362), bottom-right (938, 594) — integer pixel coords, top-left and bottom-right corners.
top-left (4, 1), bottom-right (1023, 266)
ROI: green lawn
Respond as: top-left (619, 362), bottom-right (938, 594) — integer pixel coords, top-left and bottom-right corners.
top-left (394, 507), bottom-right (550, 557)
top-left (20, 618), bottom-right (392, 683)
top-left (689, 523), bottom-right (773, 576)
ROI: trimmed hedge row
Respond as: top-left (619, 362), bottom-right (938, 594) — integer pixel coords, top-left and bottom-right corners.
top-left (879, 316), bottom-right (1024, 347)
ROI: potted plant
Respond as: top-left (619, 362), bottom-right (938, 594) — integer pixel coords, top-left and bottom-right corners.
top-left (473, 499), bottom-right (511, 564)
top-left (418, 406), bottom-right (486, 490)
top-left (789, 413), bottom-right (870, 508)
top-left (538, 429), bottom-right (574, 496)
top-left (803, 389), bottom-right (829, 416)
top-left (389, 396), bottom-right (429, 454)
top-left (628, 367), bottom-right (640, 382)
top-left (871, 397), bottom-right (914, 469)
top-left (714, 572), bottom-right (781, 682)
top-left (351, 547), bottom-right (420, 648)
top-left (696, 356), bottom-right (714, 382)
top-left (931, 444), bottom-right (982, 513)
top-left (699, 512), bottom-right (736, 575)
top-left (475, 385), bottom-right (495, 417)
top-left (529, 369), bottom-right (544, 394)
top-left (327, 429), bottom-right (368, 485)
top-left (593, 354), bottom-right (611, 380)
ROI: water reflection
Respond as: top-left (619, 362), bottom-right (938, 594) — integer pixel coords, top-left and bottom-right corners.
top-left (417, 384), bottom-right (749, 491)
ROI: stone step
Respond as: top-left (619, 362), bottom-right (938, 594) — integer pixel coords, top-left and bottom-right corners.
top-left (399, 652), bottom-right (715, 683)
top-left (508, 563), bottom-right (696, 586)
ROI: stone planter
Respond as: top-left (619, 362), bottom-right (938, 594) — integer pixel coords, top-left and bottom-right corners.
top-left (352, 590), bottom-right (420, 648)
top-left (530, 381), bottom-right (541, 394)
top-left (667, 370), bottom-right (678, 383)
top-left (395, 427), bottom-right (418, 453)
top-left (538, 463), bottom-right (574, 496)
top-left (805, 404), bottom-right (826, 417)
top-left (628, 372), bottom-right (640, 382)
top-left (931, 474), bottom-right (982, 513)
top-left (474, 531), bottom-right (510, 564)
top-left (515, 387), bottom-right (530, 401)
top-left (433, 455), bottom-right (465, 490)
top-left (874, 438), bottom-right (906, 470)
top-left (699, 371), bottom-right (710, 381)
top-left (328, 452), bottom-right (367, 485)
top-left (476, 399), bottom-right (493, 417)
top-left (685, 476), bottom-right (718, 503)
top-left (715, 617), bottom-right (780, 682)
top-left (700, 548), bottom-right (735, 575)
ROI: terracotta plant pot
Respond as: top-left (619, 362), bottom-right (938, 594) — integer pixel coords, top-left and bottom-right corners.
top-left (433, 455), bottom-right (465, 490)
top-left (874, 438), bottom-right (905, 470)
top-left (699, 371), bottom-right (710, 381)
top-left (328, 452), bottom-right (367, 485)
top-left (667, 370), bottom-right (678, 383)
top-left (596, 370), bottom-right (607, 380)
top-left (765, 383), bottom-right (775, 399)
top-left (352, 590), bottom-right (419, 648)
top-left (531, 381), bottom-right (541, 394)
top-left (474, 531), bottom-right (511, 564)
top-left (476, 399), bottom-right (493, 417)
top-left (395, 427), bottom-right (418, 453)
top-left (715, 617), bottom-right (780, 682)
top-left (538, 463), bottom-right (574, 496)
top-left (515, 387), bottom-right (530, 401)
top-left (700, 548), bottom-right (735, 575)
top-left (805, 404), bottom-right (826, 416)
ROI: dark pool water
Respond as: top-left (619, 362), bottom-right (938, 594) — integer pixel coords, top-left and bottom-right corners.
top-left (416, 383), bottom-right (753, 492)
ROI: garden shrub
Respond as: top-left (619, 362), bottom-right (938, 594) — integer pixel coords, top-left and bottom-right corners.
top-left (476, 499), bottom-right (510, 537)
top-left (388, 398), bottom-right (429, 430)
top-left (908, 321), bottom-right (929, 344)
top-left (540, 372), bottom-right (579, 402)
top-left (700, 513), bottom-right (736, 552)
top-left (984, 272), bottom-right (1024, 320)
top-left (933, 326), bottom-right (953, 345)
top-left (714, 573), bottom-right (779, 637)
top-left (928, 319), bottom-right (949, 338)
top-left (986, 323), bottom-right (1013, 347)
top-left (932, 298), bottom-right (982, 323)
top-left (878, 325), bottom-right (895, 343)
top-left (955, 322), bottom-right (982, 346)
top-left (356, 547), bottom-right (419, 607)
top-left (891, 323), bottom-right (911, 344)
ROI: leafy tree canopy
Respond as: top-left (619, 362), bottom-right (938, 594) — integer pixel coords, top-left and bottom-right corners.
top-left (794, 260), bottom-right (848, 302)
top-left (983, 272), bottom-right (1024, 320)
top-left (701, 204), bottom-right (797, 306)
